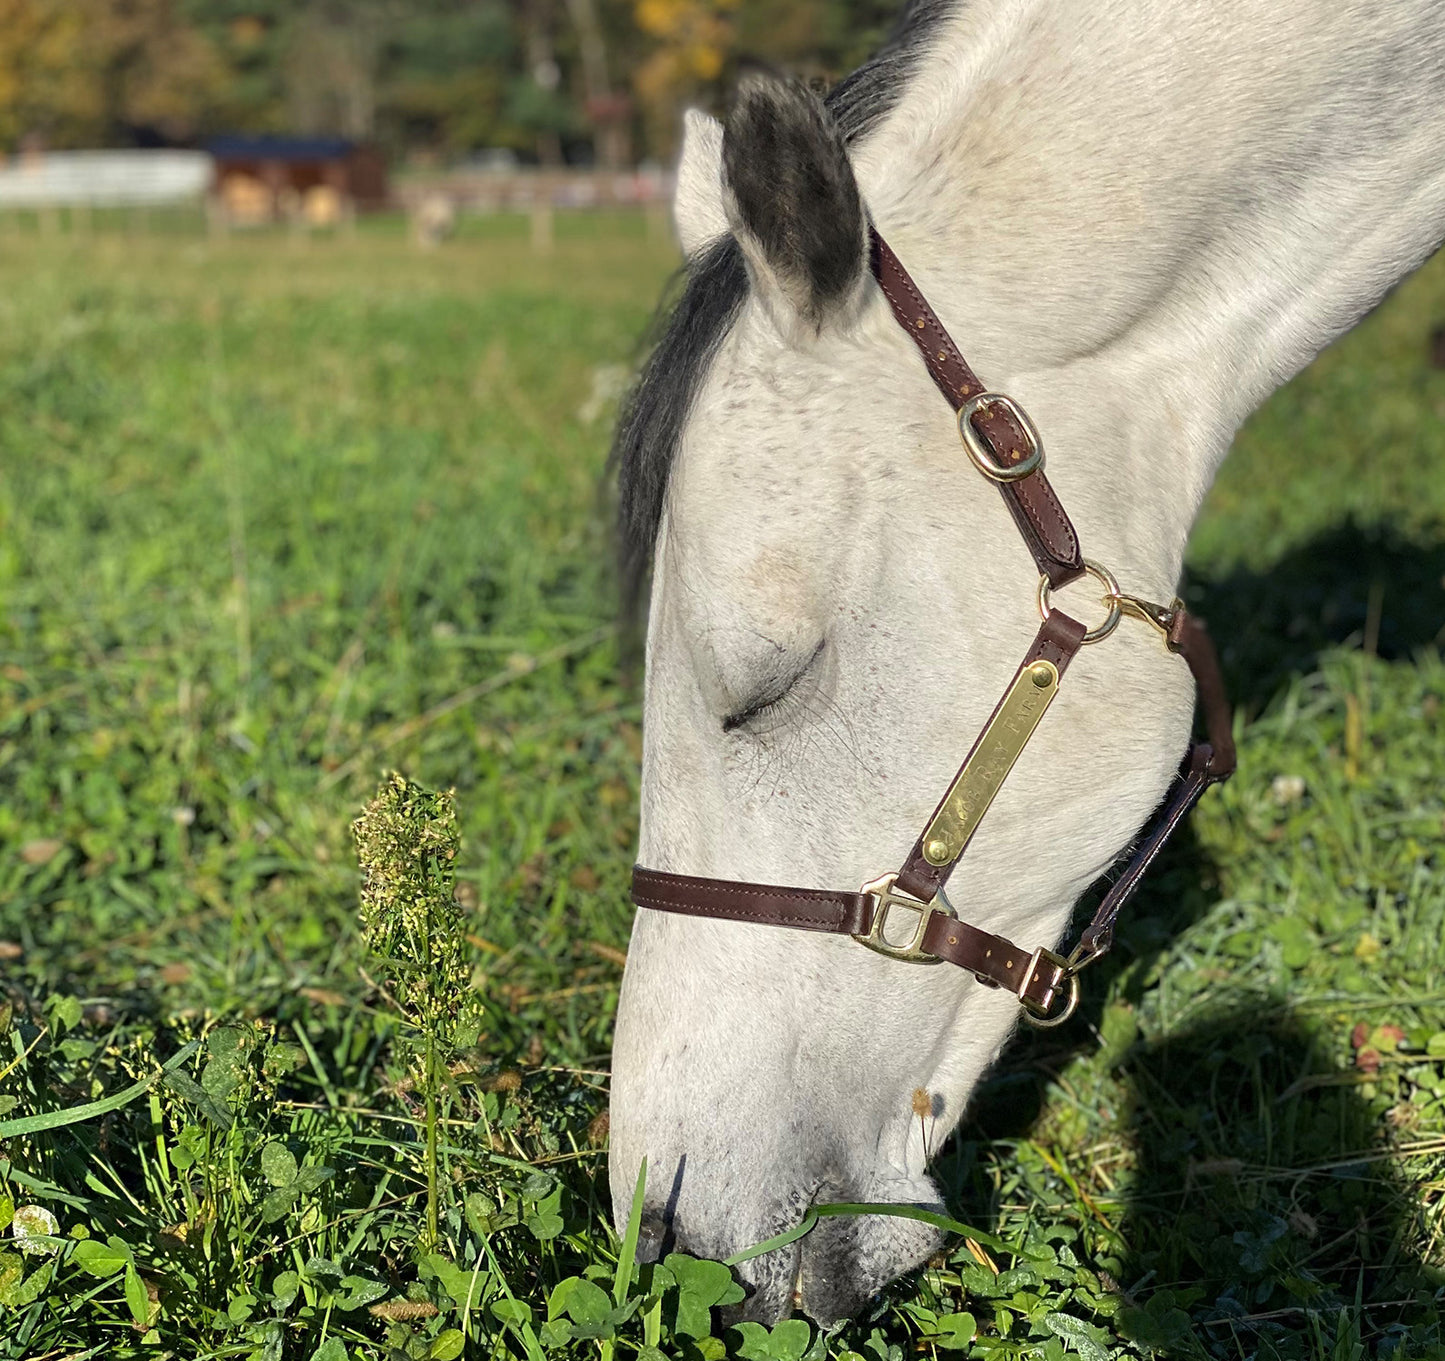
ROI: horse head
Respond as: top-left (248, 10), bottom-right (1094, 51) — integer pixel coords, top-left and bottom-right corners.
top-left (609, 0), bottom-right (1445, 1323)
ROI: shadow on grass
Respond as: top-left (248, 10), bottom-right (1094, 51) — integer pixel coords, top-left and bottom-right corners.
top-left (954, 828), bottom-right (1437, 1358)
top-left (1185, 519), bottom-right (1445, 718)
top-left (1113, 1014), bottom-right (1434, 1358)
top-left (945, 524), bottom-right (1445, 1356)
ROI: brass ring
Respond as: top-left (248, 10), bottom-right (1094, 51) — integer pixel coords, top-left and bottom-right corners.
top-left (1037, 560), bottom-right (1122, 644)
top-left (1022, 972), bottom-right (1081, 1029)
top-left (957, 392), bottom-right (1045, 482)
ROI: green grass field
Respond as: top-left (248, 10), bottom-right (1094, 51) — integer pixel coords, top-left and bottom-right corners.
top-left (1, 214), bottom-right (1444, 1360)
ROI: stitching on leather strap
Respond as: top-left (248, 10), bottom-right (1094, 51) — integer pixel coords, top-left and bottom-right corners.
top-left (632, 872), bottom-right (856, 932)
top-left (1014, 478), bottom-right (1081, 562)
top-left (874, 234), bottom-right (1081, 572)
top-left (877, 271), bottom-right (976, 402)
top-left (634, 895), bottom-right (845, 932)
top-left (637, 871), bottom-right (841, 906)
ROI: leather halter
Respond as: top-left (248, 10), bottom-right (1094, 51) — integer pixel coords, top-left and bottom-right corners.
top-left (630, 229), bottom-right (1236, 1026)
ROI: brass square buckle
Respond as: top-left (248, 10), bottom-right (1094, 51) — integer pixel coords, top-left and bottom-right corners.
top-left (1018, 948), bottom-right (1080, 1028)
top-left (853, 873), bottom-right (954, 963)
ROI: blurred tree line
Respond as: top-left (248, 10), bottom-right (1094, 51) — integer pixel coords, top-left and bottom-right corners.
top-left (0, 0), bottom-right (904, 165)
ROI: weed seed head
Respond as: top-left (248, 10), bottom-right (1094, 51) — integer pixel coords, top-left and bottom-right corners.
top-left (354, 772), bottom-right (461, 951)
top-left (352, 773), bottom-right (480, 1042)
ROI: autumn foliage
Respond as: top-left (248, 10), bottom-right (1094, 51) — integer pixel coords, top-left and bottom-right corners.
top-left (0, 0), bottom-right (903, 162)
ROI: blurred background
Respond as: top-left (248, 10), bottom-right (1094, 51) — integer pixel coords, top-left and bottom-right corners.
top-left (0, 0), bottom-right (903, 229)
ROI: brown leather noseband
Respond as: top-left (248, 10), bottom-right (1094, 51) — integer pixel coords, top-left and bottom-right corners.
top-left (630, 229), bottom-right (1235, 1027)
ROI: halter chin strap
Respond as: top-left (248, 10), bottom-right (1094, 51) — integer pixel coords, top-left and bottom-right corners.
top-left (629, 227), bottom-right (1236, 1027)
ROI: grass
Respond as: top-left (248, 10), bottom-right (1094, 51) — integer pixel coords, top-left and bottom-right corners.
top-left (0, 213), bottom-right (1443, 1359)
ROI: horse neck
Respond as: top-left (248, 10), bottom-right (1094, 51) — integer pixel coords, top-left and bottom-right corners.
top-left (853, 0), bottom-right (1445, 593)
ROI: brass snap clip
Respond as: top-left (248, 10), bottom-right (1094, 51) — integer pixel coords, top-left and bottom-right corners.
top-left (853, 873), bottom-right (954, 963)
top-left (1107, 591), bottom-right (1185, 644)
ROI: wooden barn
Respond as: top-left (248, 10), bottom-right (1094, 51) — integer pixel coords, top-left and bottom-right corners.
top-left (207, 136), bottom-right (388, 225)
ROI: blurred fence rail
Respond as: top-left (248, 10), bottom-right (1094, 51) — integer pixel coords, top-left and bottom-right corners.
top-left (396, 166), bottom-right (670, 213)
top-left (397, 167), bottom-right (673, 248)
top-left (0, 157), bottom-right (677, 252)
top-left (0, 150), bottom-right (211, 207)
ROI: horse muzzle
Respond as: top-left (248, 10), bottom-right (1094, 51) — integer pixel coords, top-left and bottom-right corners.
top-left (617, 1145), bottom-right (944, 1325)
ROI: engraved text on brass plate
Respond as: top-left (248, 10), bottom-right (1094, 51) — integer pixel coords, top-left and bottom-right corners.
top-left (921, 659), bottom-right (1059, 866)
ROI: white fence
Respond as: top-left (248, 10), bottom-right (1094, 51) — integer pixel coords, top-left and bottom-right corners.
top-left (0, 151), bottom-right (212, 208)
top-left (396, 167), bottom-right (671, 213)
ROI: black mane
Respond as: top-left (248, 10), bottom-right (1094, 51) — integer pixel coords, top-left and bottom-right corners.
top-left (611, 0), bottom-right (957, 611)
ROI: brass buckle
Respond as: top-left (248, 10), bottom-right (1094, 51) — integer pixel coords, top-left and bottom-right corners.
top-left (1019, 948), bottom-right (1081, 1028)
top-left (853, 874), bottom-right (954, 963)
top-left (957, 392), bottom-right (1045, 482)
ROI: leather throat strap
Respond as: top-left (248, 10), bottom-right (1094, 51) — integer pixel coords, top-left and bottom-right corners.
top-left (629, 228), bottom-right (1236, 1022)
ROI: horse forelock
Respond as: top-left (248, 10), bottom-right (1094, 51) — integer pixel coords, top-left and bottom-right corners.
top-left (609, 0), bottom-right (960, 615)
top-left (612, 236), bottom-right (747, 616)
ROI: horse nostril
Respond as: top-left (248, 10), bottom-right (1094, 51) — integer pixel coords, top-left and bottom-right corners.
top-left (633, 1210), bottom-right (673, 1264)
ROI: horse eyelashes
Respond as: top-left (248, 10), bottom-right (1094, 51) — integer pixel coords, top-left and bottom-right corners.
top-left (722, 640), bottom-right (826, 733)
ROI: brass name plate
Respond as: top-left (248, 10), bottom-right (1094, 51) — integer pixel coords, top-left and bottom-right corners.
top-left (921, 659), bottom-right (1059, 866)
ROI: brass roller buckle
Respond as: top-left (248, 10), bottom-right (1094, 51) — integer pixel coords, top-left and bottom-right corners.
top-left (1019, 948), bottom-right (1081, 1028)
top-left (958, 392), bottom-right (1045, 482)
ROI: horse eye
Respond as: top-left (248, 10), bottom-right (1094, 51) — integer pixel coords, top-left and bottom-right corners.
top-left (721, 640), bottom-right (825, 733)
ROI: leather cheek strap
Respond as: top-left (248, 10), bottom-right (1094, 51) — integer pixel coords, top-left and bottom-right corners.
top-left (894, 610), bottom-right (1087, 902)
top-left (1169, 611), bottom-right (1236, 778)
top-left (1073, 612), bottom-right (1236, 964)
top-left (869, 230), bottom-right (1085, 590)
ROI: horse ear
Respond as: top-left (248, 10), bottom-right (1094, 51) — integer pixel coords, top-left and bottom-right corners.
top-left (722, 71), bottom-right (866, 334)
top-left (674, 109), bottom-right (729, 257)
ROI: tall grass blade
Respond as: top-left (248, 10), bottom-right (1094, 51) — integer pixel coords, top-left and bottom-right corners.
top-left (613, 1155), bottom-right (648, 1306)
top-left (723, 1201), bottom-right (1013, 1267)
top-left (0, 1040), bottom-right (200, 1138)
top-left (723, 1208), bottom-right (821, 1267)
